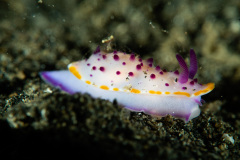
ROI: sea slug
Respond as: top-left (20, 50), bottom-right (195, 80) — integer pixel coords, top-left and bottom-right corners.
top-left (40, 47), bottom-right (215, 122)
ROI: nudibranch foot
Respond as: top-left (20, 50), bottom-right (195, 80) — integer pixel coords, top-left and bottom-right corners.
top-left (40, 72), bottom-right (201, 122)
top-left (122, 96), bottom-right (201, 122)
top-left (40, 48), bottom-right (215, 122)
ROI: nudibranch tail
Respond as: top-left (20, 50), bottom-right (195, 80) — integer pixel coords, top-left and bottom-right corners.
top-left (176, 54), bottom-right (189, 84)
top-left (189, 49), bottom-right (198, 79)
top-left (40, 70), bottom-right (84, 95)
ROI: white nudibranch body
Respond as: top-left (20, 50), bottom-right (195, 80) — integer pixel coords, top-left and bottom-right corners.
top-left (40, 47), bottom-right (215, 122)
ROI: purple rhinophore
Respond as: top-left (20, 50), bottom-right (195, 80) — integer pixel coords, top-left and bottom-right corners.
top-left (176, 54), bottom-right (189, 84)
top-left (189, 49), bottom-right (198, 79)
top-left (93, 46), bottom-right (100, 54)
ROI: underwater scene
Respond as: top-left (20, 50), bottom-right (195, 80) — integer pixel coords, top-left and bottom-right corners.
top-left (0, 0), bottom-right (239, 159)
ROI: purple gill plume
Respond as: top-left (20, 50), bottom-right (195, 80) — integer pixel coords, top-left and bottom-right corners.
top-left (176, 54), bottom-right (189, 84)
top-left (188, 49), bottom-right (198, 79)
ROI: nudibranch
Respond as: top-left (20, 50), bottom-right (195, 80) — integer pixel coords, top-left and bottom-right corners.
top-left (40, 47), bottom-right (215, 122)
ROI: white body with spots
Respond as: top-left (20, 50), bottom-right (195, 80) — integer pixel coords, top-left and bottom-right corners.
top-left (40, 49), bottom-right (214, 122)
